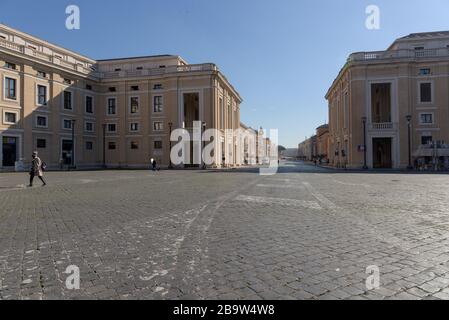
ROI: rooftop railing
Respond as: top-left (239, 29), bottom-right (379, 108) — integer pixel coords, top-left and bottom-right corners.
top-left (349, 48), bottom-right (449, 62)
top-left (98, 63), bottom-right (218, 79)
top-left (0, 38), bottom-right (94, 75)
top-left (1, 37), bottom-right (218, 80)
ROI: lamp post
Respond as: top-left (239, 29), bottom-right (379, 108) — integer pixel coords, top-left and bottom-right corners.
top-left (202, 122), bottom-right (207, 170)
top-left (71, 119), bottom-right (76, 170)
top-left (102, 124), bottom-right (107, 169)
top-left (406, 115), bottom-right (413, 170)
top-left (362, 117), bottom-right (368, 169)
top-left (168, 122), bottom-right (173, 169)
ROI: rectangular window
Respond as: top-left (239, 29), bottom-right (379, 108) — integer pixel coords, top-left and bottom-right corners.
top-left (63, 78), bottom-right (72, 85)
top-left (420, 82), bottom-right (432, 103)
top-left (85, 141), bottom-right (93, 150)
top-left (63, 119), bottom-right (73, 130)
top-left (108, 142), bottom-right (116, 150)
top-left (421, 136), bottom-right (433, 145)
top-left (153, 84), bottom-right (163, 90)
top-left (5, 62), bottom-right (16, 70)
top-left (154, 140), bottom-right (163, 150)
top-left (420, 113), bottom-right (433, 124)
top-left (131, 86), bottom-right (139, 91)
top-left (5, 77), bottom-right (16, 100)
top-left (37, 139), bottom-right (46, 149)
top-left (85, 96), bottom-right (93, 114)
top-left (36, 116), bottom-right (47, 128)
top-left (85, 122), bottom-right (94, 132)
top-left (4, 112), bottom-right (17, 124)
top-left (109, 87), bottom-right (116, 92)
top-left (220, 98), bottom-right (224, 129)
top-left (343, 92), bottom-right (349, 129)
top-left (64, 91), bottom-right (72, 110)
top-left (419, 68), bottom-right (431, 76)
top-left (86, 84), bottom-right (92, 91)
top-left (130, 123), bottom-right (139, 132)
top-left (153, 121), bottom-right (164, 131)
top-left (37, 85), bottom-right (47, 105)
top-left (131, 141), bottom-right (139, 150)
top-left (37, 71), bottom-right (46, 78)
top-left (107, 124), bottom-right (117, 133)
top-left (107, 98), bottom-right (116, 115)
top-left (130, 97), bottom-right (139, 114)
top-left (153, 96), bottom-right (163, 113)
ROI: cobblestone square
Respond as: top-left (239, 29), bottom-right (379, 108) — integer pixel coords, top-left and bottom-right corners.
top-left (1, 162), bottom-right (449, 300)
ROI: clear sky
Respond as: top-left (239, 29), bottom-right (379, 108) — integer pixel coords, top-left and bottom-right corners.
top-left (2, 0), bottom-right (449, 147)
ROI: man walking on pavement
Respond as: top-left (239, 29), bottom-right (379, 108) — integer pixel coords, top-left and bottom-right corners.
top-left (29, 151), bottom-right (46, 187)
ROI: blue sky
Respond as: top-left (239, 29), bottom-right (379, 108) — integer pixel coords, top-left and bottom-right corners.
top-left (2, 0), bottom-right (449, 147)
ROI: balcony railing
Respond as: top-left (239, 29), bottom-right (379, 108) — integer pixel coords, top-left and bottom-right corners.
top-left (1, 36), bottom-right (218, 80)
top-left (99, 63), bottom-right (218, 79)
top-left (0, 38), bottom-right (94, 75)
top-left (349, 48), bottom-right (449, 62)
top-left (369, 122), bottom-right (397, 131)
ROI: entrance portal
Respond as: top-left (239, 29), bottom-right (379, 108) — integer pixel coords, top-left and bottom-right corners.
top-left (183, 93), bottom-right (200, 167)
top-left (2, 136), bottom-right (17, 167)
top-left (62, 139), bottom-right (73, 165)
top-left (372, 138), bottom-right (392, 169)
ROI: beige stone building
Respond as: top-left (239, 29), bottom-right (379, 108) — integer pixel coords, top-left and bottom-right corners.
top-left (298, 135), bottom-right (316, 161)
top-left (316, 124), bottom-right (329, 162)
top-left (0, 24), bottom-right (242, 170)
top-left (327, 31), bottom-right (449, 169)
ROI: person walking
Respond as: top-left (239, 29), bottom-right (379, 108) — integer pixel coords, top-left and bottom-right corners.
top-left (152, 158), bottom-right (157, 171)
top-left (29, 151), bottom-right (46, 187)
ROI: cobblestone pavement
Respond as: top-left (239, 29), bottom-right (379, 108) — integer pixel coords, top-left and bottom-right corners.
top-left (2, 162), bottom-right (449, 300)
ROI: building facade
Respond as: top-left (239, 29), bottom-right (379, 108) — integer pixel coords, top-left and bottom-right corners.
top-left (327, 31), bottom-right (449, 169)
top-left (0, 24), bottom-right (242, 170)
top-left (298, 135), bottom-right (317, 161)
top-left (316, 124), bottom-right (329, 162)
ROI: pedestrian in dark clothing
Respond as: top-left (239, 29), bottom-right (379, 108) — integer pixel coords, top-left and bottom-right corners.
top-left (150, 158), bottom-right (158, 171)
top-left (29, 151), bottom-right (46, 187)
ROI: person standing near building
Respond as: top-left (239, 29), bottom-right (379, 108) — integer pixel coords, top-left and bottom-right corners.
top-left (29, 151), bottom-right (46, 187)
top-left (152, 158), bottom-right (158, 171)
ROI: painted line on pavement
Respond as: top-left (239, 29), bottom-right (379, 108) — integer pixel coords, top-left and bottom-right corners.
top-left (235, 195), bottom-right (322, 210)
top-left (302, 182), bottom-right (338, 210)
top-left (332, 179), bottom-right (370, 188)
top-left (257, 184), bottom-right (305, 190)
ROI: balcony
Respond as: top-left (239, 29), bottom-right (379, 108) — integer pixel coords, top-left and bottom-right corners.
top-left (349, 48), bottom-right (449, 62)
top-left (369, 122), bottom-right (398, 131)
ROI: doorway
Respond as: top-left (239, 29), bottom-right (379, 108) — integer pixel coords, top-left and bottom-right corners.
top-left (372, 138), bottom-right (392, 169)
top-left (62, 139), bottom-right (73, 165)
top-left (2, 136), bottom-right (17, 167)
top-left (183, 93), bottom-right (200, 167)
